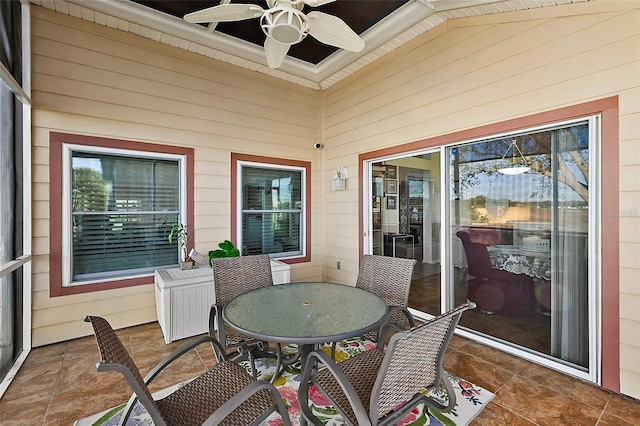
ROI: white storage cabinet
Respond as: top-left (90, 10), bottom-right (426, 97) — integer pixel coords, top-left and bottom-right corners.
top-left (155, 260), bottom-right (290, 344)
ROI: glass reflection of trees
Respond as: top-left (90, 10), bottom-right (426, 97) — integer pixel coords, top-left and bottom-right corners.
top-left (452, 123), bottom-right (589, 216)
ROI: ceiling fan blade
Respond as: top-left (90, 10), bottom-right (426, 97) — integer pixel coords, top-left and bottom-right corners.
top-left (303, 0), bottom-right (337, 6)
top-left (264, 37), bottom-right (291, 68)
top-left (307, 12), bottom-right (364, 52)
top-left (183, 4), bottom-right (264, 24)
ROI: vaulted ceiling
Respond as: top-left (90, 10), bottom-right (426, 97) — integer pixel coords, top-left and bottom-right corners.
top-left (30, 0), bottom-right (589, 89)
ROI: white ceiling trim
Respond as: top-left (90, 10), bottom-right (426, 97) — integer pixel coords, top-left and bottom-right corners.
top-left (30, 0), bottom-right (589, 90)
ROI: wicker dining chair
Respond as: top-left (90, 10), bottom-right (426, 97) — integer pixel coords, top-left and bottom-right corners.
top-left (85, 315), bottom-right (291, 426)
top-left (331, 254), bottom-right (417, 358)
top-left (357, 255), bottom-right (418, 337)
top-left (301, 302), bottom-right (476, 426)
top-left (210, 254), bottom-right (281, 376)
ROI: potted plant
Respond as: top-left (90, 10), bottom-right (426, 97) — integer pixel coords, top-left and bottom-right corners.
top-left (208, 240), bottom-right (240, 266)
top-left (168, 223), bottom-right (193, 269)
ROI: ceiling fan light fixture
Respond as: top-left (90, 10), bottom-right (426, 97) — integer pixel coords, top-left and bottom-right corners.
top-left (497, 165), bottom-right (531, 175)
top-left (497, 138), bottom-right (531, 175)
top-left (261, 5), bottom-right (310, 44)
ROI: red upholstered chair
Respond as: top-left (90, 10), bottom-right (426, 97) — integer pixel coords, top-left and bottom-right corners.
top-left (457, 229), bottom-right (534, 315)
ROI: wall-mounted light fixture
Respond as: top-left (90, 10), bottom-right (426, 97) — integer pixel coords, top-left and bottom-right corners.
top-left (498, 138), bottom-right (531, 175)
top-left (332, 166), bottom-right (348, 190)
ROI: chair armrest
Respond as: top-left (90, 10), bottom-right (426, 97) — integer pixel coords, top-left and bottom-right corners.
top-left (144, 335), bottom-right (227, 384)
top-left (374, 307), bottom-right (415, 350)
top-left (391, 306), bottom-right (416, 328)
top-left (300, 350), bottom-right (372, 426)
top-left (202, 379), bottom-right (291, 426)
top-left (209, 303), bottom-right (228, 356)
top-left (421, 369), bottom-right (457, 413)
top-left (118, 335), bottom-right (227, 426)
top-left (208, 303), bottom-right (221, 336)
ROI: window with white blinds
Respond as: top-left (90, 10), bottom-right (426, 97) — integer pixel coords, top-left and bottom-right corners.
top-left (239, 163), bottom-right (304, 259)
top-left (68, 149), bottom-right (182, 283)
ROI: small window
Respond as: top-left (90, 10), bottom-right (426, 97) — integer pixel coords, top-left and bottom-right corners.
top-left (66, 149), bottom-right (182, 283)
top-left (50, 133), bottom-right (194, 296)
top-left (233, 154), bottom-right (310, 262)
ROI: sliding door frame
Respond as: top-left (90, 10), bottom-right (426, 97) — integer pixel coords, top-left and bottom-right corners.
top-left (358, 97), bottom-right (619, 392)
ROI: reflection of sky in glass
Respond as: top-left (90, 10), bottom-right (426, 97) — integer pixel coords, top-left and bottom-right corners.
top-left (462, 167), bottom-right (583, 202)
top-left (72, 157), bottom-right (103, 175)
top-left (452, 122), bottom-right (589, 203)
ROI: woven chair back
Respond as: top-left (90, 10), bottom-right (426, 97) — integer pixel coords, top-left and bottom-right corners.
top-left (356, 255), bottom-right (416, 308)
top-left (85, 316), bottom-right (159, 414)
top-left (370, 303), bottom-right (473, 420)
top-left (212, 254), bottom-right (274, 306)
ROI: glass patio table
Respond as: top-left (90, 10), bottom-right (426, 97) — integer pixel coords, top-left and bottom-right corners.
top-left (222, 281), bottom-right (388, 374)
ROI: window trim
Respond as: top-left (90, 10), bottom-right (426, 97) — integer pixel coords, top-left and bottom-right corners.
top-left (231, 153), bottom-right (311, 264)
top-left (49, 133), bottom-right (194, 296)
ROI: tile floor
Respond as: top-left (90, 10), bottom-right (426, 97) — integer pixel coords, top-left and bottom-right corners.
top-left (1, 320), bottom-right (639, 426)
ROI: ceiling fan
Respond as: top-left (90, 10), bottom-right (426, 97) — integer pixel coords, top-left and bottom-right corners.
top-left (183, 0), bottom-right (365, 69)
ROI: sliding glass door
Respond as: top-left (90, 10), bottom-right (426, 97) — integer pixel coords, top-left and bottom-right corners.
top-left (365, 154), bottom-right (442, 316)
top-left (449, 120), bottom-right (594, 372)
top-left (364, 116), bottom-right (599, 382)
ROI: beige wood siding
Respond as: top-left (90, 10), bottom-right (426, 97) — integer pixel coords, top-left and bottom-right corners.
top-left (320, 2), bottom-right (640, 399)
top-left (30, 7), bottom-right (320, 346)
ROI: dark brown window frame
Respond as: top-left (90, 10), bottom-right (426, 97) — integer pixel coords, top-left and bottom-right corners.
top-left (231, 153), bottom-right (311, 264)
top-left (49, 133), bottom-right (194, 297)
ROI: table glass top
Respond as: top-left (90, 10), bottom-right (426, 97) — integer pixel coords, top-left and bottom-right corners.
top-left (223, 282), bottom-right (388, 344)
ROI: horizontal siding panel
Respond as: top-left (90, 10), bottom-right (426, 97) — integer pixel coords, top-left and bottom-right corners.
top-left (620, 242), bottom-right (640, 270)
top-left (323, 23), bottom-right (493, 118)
top-left (32, 283), bottom-right (153, 309)
top-left (32, 74), bottom-right (313, 140)
top-left (32, 7), bottom-right (318, 112)
top-left (32, 54), bottom-right (317, 131)
top-left (32, 290), bottom-right (155, 328)
top-left (620, 268), bottom-right (640, 296)
top-left (32, 307), bottom-right (158, 347)
top-left (620, 165), bottom-right (640, 192)
top-left (325, 60), bottom-right (638, 152)
top-left (620, 320), bottom-right (640, 347)
top-left (619, 191), bottom-right (640, 216)
top-left (325, 11), bottom-right (636, 141)
top-left (32, 218), bottom-right (50, 239)
top-left (34, 113), bottom-right (315, 164)
top-left (33, 91), bottom-right (312, 146)
top-left (620, 371), bottom-right (640, 400)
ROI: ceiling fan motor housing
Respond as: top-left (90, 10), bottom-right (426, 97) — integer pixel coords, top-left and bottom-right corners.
top-left (261, 4), bottom-right (310, 44)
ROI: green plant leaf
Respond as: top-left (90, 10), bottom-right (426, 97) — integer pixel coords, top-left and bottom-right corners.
top-left (218, 240), bottom-right (235, 251)
top-left (209, 249), bottom-right (226, 259)
top-left (168, 223), bottom-right (187, 245)
top-left (208, 240), bottom-right (240, 265)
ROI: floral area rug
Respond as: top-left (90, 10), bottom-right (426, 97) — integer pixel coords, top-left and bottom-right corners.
top-left (76, 339), bottom-right (493, 426)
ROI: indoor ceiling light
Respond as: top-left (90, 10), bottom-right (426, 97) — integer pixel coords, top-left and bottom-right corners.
top-left (498, 138), bottom-right (531, 175)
